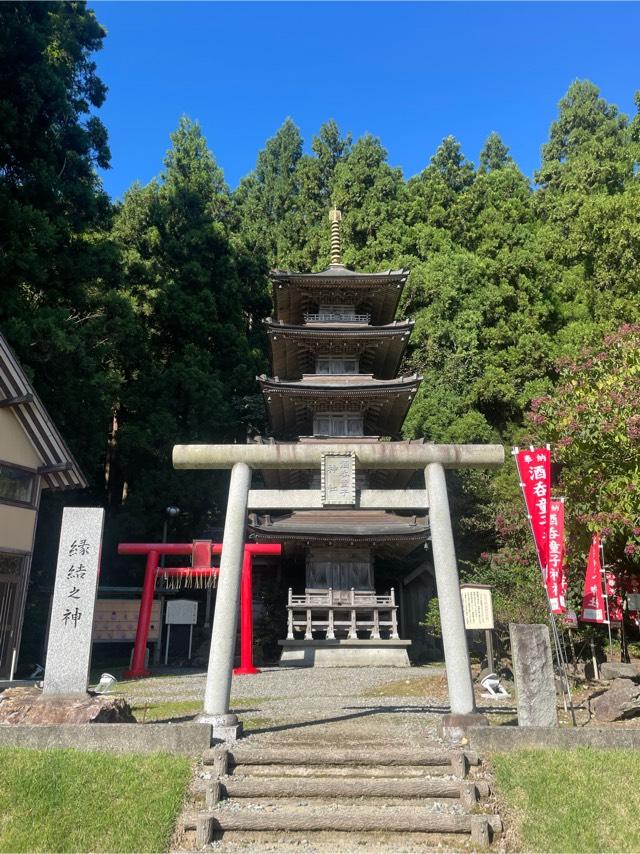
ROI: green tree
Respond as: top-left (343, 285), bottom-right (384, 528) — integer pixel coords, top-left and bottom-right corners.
top-left (479, 132), bottom-right (513, 173)
top-left (332, 134), bottom-right (405, 269)
top-left (0, 1), bottom-right (130, 482)
top-left (534, 80), bottom-right (640, 356)
top-left (529, 325), bottom-right (640, 570)
top-left (110, 118), bottom-right (268, 538)
top-left (233, 117), bottom-right (303, 264)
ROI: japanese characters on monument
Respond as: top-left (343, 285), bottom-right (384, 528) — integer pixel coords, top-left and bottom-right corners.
top-left (515, 447), bottom-right (551, 578)
top-left (42, 507), bottom-right (104, 695)
top-left (580, 533), bottom-right (606, 624)
top-left (548, 499), bottom-right (567, 614)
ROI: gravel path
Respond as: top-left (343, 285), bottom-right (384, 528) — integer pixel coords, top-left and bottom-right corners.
top-left (117, 664), bottom-right (514, 746)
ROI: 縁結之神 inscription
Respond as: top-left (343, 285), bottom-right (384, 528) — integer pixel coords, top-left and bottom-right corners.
top-left (42, 508), bottom-right (104, 696)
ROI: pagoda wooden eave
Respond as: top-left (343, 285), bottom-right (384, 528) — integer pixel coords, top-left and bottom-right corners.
top-left (258, 374), bottom-right (421, 440)
top-left (265, 318), bottom-right (414, 380)
top-left (248, 509), bottom-right (428, 558)
top-left (249, 509), bottom-right (428, 540)
top-left (270, 265), bottom-right (409, 326)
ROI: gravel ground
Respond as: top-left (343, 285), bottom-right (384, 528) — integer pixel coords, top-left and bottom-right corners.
top-left (116, 664), bottom-right (514, 746)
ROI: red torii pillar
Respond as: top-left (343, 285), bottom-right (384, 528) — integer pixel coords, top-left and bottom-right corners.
top-left (118, 541), bottom-right (281, 679)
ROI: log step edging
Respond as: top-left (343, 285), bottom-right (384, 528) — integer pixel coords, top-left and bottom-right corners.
top-left (217, 762), bottom-right (456, 779)
top-left (204, 747), bottom-right (478, 768)
top-left (195, 776), bottom-right (490, 801)
top-left (186, 809), bottom-right (502, 838)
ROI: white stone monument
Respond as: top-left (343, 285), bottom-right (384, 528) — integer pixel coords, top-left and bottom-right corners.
top-left (43, 507), bottom-right (104, 695)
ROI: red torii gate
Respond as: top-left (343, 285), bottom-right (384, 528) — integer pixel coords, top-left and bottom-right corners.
top-left (118, 541), bottom-right (281, 679)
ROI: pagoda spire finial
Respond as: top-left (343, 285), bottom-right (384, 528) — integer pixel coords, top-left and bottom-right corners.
top-left (329, 207), bottom-right (342, 266)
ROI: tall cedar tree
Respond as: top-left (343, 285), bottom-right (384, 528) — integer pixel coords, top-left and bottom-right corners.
top-left (109, 118), bottom-right (268, 542)
top-left (0, 2), bottom-right (129, 481)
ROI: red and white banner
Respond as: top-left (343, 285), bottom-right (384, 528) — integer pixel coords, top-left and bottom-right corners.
top-left (606, 570), bottom-right (623, 623)
top-left (625, 575), bottom-right (640, 627)
top-left (581, 534), bottom-right (607, 623)
top-left (548, 499), bottom-right (566, 614)
top-left (515, 448), bottom-right (551, 576)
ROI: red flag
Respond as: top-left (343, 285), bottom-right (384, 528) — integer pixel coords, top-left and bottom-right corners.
top-left (624, 574), bottom-right (640, 627)
top-left (581, 534), bottom-right (606, 623)
top-left (548, 499), bottom-right (566, 614)
top-left (516, 448), bottom-right (551, 575)
top-left (606, 570), bottom-right (623, 623)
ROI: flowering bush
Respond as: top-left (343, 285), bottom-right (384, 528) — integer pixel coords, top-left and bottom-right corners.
top-left (529, 324), bottom-right (640, 569)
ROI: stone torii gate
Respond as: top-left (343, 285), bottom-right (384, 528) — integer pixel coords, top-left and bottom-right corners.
top-left (173, 442), bottom-right (504, 739)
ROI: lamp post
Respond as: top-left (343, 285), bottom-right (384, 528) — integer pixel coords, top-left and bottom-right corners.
top-left (156, 506), bottom-right (180, 664)
top-left (161, 506), bottom-right (181, 564)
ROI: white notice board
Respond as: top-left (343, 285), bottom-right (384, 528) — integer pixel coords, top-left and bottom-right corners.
top-left (460, 584), bottom-right (494, 630)
top-left (165, 599), bottom-right (198, 625)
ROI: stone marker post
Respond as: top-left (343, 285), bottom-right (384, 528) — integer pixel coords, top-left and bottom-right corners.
top-left (43, 507), bottom-right (104, 696)
top-left (510, 623), bottom-right (558, 727)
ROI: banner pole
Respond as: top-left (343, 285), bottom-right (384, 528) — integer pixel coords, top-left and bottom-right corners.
top-left (600, 538), bottom-right (614, 660)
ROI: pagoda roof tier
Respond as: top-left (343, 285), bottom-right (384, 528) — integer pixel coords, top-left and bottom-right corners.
top-left (258, 374), bottom-right (421, 440)
top-left (249, 510), bottom-right (428, 558)
top-left (265, 318), bottom-right (414, 380)
top-left (270, 265), bottom-right (409, 326)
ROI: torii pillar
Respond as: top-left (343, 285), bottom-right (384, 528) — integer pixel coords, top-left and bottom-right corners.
top-left (173, 442), bottom-right (504, 742)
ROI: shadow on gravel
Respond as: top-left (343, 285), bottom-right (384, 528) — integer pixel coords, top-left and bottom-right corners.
top-left (244, 702), bottom-right (518, 735)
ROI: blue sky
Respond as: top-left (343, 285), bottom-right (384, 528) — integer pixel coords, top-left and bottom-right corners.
top-left (93, 1), bottom-right (640, 200)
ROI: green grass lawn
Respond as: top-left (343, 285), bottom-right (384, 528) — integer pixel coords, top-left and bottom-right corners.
top-left (0, 748), bottom-right (191, 853)
top-left (492, 748), bottom-right (640, 853)
top-left (130, 696), bottom-right (271, 721)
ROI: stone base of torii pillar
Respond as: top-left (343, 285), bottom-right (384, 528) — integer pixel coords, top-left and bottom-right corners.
top-left (173, 443), bottom-right (504, 743)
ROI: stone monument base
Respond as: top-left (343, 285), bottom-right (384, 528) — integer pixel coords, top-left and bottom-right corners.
top-left (278, 638), bottom-right (411, 668)
top-left (0, 687), bottom-right (135, 725)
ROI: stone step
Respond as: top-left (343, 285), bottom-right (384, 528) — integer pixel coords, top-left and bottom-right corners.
top-left (184, 806), bottom-right (501, 845)
top-left (195, 775), bottom-right (489, 803)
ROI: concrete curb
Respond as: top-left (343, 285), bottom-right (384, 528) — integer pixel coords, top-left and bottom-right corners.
top-left (0, 722), bottom-right (211, 754)
top-left (468, 725), bottom-right (640, 751)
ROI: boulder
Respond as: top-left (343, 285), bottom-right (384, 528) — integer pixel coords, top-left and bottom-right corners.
top-left (590, 678), bottom-right (640, 722)
top-left (600, 662), bottom-right (639, 681)
top-left (0, 687), bottom-right (136, 725)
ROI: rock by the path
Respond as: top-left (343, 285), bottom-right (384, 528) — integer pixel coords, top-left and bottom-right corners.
top-left (0, 686), bottom-right (136, 724)
top-left (590, 678), bottom-right (640, 722)
top-left (600, 662), bottom-right (639, 681)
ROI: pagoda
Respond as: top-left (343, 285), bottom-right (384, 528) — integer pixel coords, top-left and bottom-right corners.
top-left (250, 209), bottom-right (426, 666)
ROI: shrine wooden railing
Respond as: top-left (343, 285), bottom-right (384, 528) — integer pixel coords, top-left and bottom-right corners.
top-left (286, 587), bottom-right (399, 641)
top-left (303, 312), bottom-right (371, 324)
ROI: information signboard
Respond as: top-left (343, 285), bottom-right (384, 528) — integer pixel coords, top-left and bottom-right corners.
top-left (460, 583), bottom-right (494, 630)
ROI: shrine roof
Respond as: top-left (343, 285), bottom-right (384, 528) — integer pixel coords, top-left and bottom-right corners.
top-left (258, 374), bottom-right (420, 391)
top-left (270, 265), bottom-right (409, 286)
top-left (258, 372), bottom-right (420, 440)
top-left (264, 318), bottom-right (414, 336)
top-left (249, 509), bottom-right (428, 543)
top-left (270, 265), bottom-right (409, 326)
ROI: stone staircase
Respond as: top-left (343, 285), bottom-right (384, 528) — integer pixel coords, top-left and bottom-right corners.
top-left (180, 743), bottom-right (502, 850)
